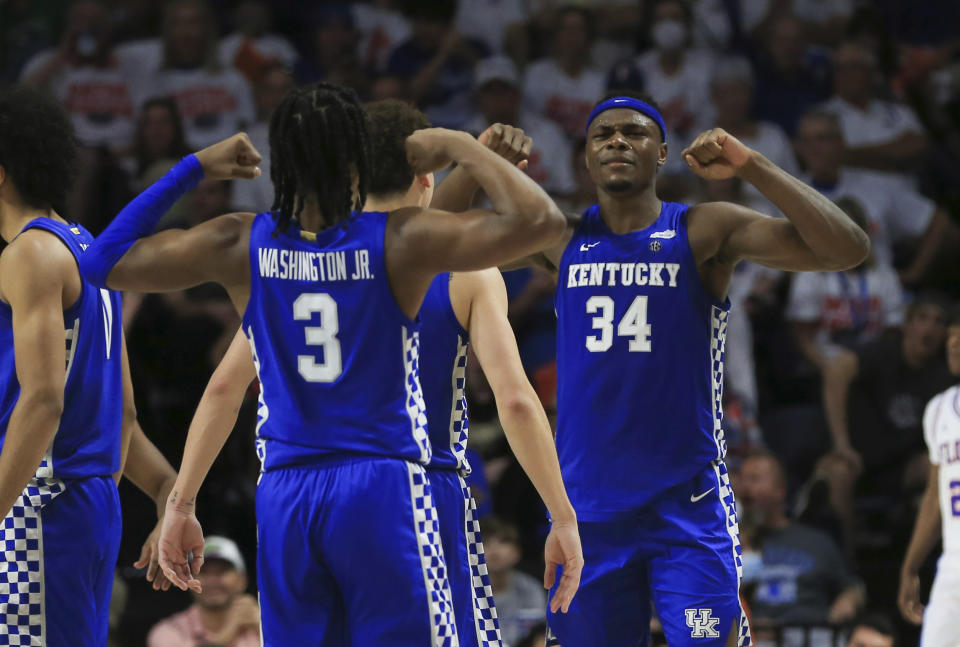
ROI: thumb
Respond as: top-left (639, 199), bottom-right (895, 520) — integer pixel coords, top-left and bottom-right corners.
top-left (133, 545), bottom-right (150, 569)
top-left (517, 159), bottom-right (529, 171)
top-left (233, 166), bottom-right (262, 180)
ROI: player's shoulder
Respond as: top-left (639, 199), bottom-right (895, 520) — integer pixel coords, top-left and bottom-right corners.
top-left (0, 228), bottom-right (76, 301)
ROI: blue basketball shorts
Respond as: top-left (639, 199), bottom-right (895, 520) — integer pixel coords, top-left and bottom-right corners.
top-left (256, 457), bottom-right (459, 646)
top-left (546, 460), bottom-right (751, 647)
top-left (0, 475), bottom-right (121, 647)
top-left (429, 468), bottom-right (502, 647)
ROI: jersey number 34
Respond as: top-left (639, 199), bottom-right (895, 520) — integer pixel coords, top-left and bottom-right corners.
top-left (585, 295), bottom-right (651, 352)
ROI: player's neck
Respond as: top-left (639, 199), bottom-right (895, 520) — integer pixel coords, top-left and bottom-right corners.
top-left (363, 192), bottom-right (415, 213)
top-left (596, 186), bottom-right (661, 235)
top-left (0, 201), bottom-right (57, 243)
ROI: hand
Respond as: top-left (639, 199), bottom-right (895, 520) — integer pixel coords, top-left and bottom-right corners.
top-left (406, 128), bottom-right (470, 175)
top-left (543, 520), bottom-right (583, 613)
top-left (898, 571), bottom-right (925, 624)
top-left (478, 124), bottom-right (533, 171)
top-left (681, 128), bottom-right (755, 180)
top-left (210, 594), bottom-right (260, 644)
top-left (134, 517), bottom-right (173, 591)
top-left (831, 442), bottom-right (863, 475)
top-left (158, 508), bottom-right (205, 593)
top-left (194, 133), bottom-right (262, 181)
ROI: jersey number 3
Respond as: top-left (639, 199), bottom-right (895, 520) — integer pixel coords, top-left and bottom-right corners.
top-left (585, 295), bottom-right (651, 352)
top-left (294, 293), bottom-right (342, 382)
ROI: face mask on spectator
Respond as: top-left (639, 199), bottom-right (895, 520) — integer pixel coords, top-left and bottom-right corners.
top-left (652, 20), bottom-right (686, 51)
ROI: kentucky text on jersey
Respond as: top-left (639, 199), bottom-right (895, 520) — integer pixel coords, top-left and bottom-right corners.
top-left (566, 262), bottom-right (681, 288)
top-left (257, 247), bottom-right (373, 282)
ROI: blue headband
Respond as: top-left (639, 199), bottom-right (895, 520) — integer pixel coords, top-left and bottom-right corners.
top-left (585, 97), bottom-right (667, 142)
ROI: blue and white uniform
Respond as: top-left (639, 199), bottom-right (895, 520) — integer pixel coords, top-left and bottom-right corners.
top-left (547, 202), bottom-right (750, 646)
top-left (0, 219), bottom-right (123, 647)
top-left (419, 273), bottom-right (502, 647)
top-left (244, 211), bottom-right (457, 646)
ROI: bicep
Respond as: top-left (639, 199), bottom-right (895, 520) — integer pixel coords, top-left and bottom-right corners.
top-left (107, 213), bottom-right (252, 292)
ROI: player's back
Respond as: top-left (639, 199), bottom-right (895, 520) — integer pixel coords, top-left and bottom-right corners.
top-left (243, 210), bottom-right (431, 470)
top-left (554, 201), bottom-right (728, 519)
top-left (418, 273), bottom-right (471, 475)
top-left (0, 218), bottom-right (124, 480)
top-left (925, 384), bottom-right (960, 566)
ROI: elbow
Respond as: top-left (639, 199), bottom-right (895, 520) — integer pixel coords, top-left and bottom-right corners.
top-left (20, 389), bottom-right (65, 425)
top-left (498, 391), bottom-right (540, 426)
top-left (824, 227), bottom-right (871, 271)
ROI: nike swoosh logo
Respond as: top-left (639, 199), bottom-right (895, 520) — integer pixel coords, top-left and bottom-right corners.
top-left (690, 487), bottom-right (715, 503)
top-left (580, 242), bottom-right (600, 251)
top-left (650, 230), bottom-right (676, 239)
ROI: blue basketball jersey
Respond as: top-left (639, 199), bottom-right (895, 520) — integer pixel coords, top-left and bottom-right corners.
top-left (418, 274), bottom-right (471, 475)
top-left (554, 202), bottom-right (730, 520)
top-left (0, 219), bottom-right (124, 479)
top-left (242, 211), bottom-right (431, 470)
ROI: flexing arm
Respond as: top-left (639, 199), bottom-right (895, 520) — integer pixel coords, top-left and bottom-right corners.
top-left (899, 462), bottom-right (941, 624)
top-left (822, 349), bottom-right (862, 472)
top-left (683, 129), bottom-right (870, 272)
top-left (159, 328), bottom-right (256, 591)
top-left (0, 234), bottom-right (70, 517)
top-left (78, 134), bottom-right (261, 296)
top-left (455, 270), bottom-right (582, 612)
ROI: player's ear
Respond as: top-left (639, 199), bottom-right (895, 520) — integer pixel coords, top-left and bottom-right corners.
top-left (658, 142), bottom-right (668, 169)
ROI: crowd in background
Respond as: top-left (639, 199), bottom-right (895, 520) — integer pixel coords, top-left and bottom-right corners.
top-left (2, 0), bottom-right (960, 645)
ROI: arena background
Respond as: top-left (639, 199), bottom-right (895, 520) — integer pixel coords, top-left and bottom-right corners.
top-left (2, 0), bottom-right (959, 645)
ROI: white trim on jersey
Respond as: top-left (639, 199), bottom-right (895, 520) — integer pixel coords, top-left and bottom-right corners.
top-left (447, 337), bottom-right (470, 474)
top-left (402, 327), bottom-right (432, 465)
top-left (406, 463), bottom-right (458, 646)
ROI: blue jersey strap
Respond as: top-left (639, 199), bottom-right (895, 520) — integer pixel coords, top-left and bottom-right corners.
top-left (79, 155), bottom-right (204, 288)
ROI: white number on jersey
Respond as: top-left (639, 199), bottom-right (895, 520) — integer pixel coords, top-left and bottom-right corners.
top-left (293, 293), bottom-right (342, 382)
top-left (585, 295), bottom-right (652, 353)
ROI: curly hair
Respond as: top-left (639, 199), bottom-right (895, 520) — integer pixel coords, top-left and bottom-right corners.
top-left (269, 82), bottom-right (371, 233)
top-left (0, 85), bottom-right (78, 215)
top-left (364, 99), bottom-right (431, 197)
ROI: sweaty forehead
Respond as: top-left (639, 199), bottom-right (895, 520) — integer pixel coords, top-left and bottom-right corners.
top-left (589, 109), bottom-right (658, 132)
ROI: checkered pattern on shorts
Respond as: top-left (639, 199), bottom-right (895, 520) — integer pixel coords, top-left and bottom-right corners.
top-left (459, 477), bottom-right (502, 647)
top-left (407, 464), bottom-right (458, 647)
top-left (0, 476), bottom-right (65, 646)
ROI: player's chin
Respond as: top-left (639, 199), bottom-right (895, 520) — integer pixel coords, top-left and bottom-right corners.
top-left (602, 177), bottom-right (637, 194)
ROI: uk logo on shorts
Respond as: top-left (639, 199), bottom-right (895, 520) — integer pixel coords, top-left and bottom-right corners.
top-left (685, 608), bottom-right (720, 638)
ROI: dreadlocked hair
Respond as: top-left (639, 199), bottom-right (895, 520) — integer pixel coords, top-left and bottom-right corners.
top-left (269, 82), bottom-right (371, 234)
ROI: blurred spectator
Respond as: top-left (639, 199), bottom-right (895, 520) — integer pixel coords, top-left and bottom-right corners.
top-left (821, 42), bottom-right (929, 182)
top-left (787, 197), bottom-right (905, 369)
top-left (481, 517), bottom-right (547, 646)
top-left (0, 0), bottom-right (58, 87)
top-left (387, 2), bottom-right (486, 129)
top-left (454, 0), bottom-right (528, 61)
top-left (219, 0), bottom-right (298, 83)
top-left (816, 293), bottom-right (952, 555)
top-left (20, 0), bottom-right (140, 153)
top-left (751, 13), bottom-right (831, 135)
top-left (555, 137), bottom-right (596, 215)
top-left (352, 0), bottom-right (411, 73)
top-left (794, 110), bottom-right (952, 285)
top-left (502, 266), bottom-right (557, 375)
top-left (634, 0), bottom-right (715, 146)
top-left (710, 56), bottom-right (799, 216)
top-left (515, 621), bottom-right (547, 647)
top-left (522, 6), bottom-right (604, 140)
top-left (758, 0), bottom-right (854, 48)
top-left (129, 96), bottom-right (193, 224)
top-left (844, 612), bottom-right (896, 647)
top-left (739, 452), bottom-right (864, 626)
top-left (231, 62), bottom-right (292, 213)
top-left (465, 56), bottom-right (574, 198)
top-left (295, 4), bottom-right (367, 93)
top-left (147, 536), bottom-right (259, 647)
top-left (155, 0), bottom-right (255, 149)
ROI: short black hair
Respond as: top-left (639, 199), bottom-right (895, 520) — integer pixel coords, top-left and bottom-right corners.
top-left (364, 100), bottom-right (431, 198)
top-left (850, 611), bottom-right (897, 645)
top-left (269, 82), bottom-right (370, 233)
top-left (0, 85), bottom-right (78, 216)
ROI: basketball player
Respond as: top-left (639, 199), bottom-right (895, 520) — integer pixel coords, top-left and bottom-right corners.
top-left (499, 91), bottom-right (869, 646)
top-left (0, 86), bottom-right (181, 644)
top-left (79, 83), bottom-right (577, 645)
top-left (899, 308), bottom-right (960, 645)
top-left (153, 100), bottom-right (582, 647)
